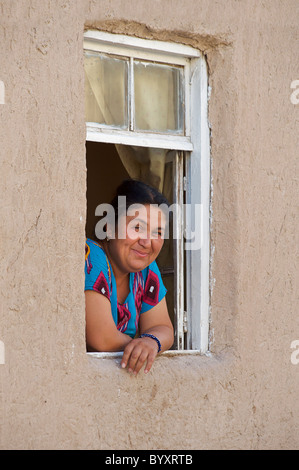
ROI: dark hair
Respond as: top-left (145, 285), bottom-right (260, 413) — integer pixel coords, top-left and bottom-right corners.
top-left (110, 179), bottom-right (170, 222)
top-left (94, 179), bottom-right (171, 240)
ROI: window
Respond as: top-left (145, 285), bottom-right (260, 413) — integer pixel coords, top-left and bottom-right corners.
top-left (84, 30), bottom-right (210, 352)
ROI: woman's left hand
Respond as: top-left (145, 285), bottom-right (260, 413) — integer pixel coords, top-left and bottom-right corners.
top-left (121, 336), bottom-right (159, 375)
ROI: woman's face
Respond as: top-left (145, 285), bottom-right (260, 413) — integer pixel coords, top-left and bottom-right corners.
top-left (106, 204), bottom-right (166, 274)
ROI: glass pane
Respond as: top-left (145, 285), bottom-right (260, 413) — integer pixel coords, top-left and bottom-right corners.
top-left (134, 61), bottom-right (184, 134)
top-left (84, 52), bottom-right (128, 129)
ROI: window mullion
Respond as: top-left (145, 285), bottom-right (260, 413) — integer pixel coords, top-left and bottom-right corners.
top-left (129, 57), bottom-right (134, 131)
top-left (173, 151), bottom-right (185, 350)
top-left (184, 61), bottom-right (191, 137)
top-left (184, 152), bottom-right (192, 350)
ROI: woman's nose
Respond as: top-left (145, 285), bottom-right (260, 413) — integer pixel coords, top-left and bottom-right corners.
top-left (138, 235), bottom-right (151, 248)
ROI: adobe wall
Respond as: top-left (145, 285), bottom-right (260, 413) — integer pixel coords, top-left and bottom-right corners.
top-left (0, 0), bottom-right (298, 449)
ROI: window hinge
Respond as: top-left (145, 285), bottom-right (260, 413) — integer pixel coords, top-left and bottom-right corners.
top-left (183, 311), bottom-right (188, 333)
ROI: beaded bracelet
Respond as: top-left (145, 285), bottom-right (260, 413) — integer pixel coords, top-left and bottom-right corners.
top-left (139, 333), bottom-right (161, 353)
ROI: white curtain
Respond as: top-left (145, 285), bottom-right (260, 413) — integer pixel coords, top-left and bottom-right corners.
top-left (84, 53), bottom-right (179, 194)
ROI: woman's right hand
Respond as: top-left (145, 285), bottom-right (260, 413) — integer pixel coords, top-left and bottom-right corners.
top-left (121, 336), bottom-right (159, 375)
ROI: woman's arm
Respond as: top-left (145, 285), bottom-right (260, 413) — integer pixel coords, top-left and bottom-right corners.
top-left (85, 290), bottom-right (132, 352)
top-left (121, 297), bottom-right (174, 375)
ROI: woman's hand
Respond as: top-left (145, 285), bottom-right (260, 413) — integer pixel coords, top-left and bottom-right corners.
top-left (121, 335), bottom-right (159, 375)
top-left (121, 297), bottom-right (174, 375)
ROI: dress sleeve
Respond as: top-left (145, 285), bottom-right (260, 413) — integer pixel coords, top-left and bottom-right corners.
top-left (84, 239), bottom-right (112, 302)
top-left (140, 260), bottom-right (167, 313)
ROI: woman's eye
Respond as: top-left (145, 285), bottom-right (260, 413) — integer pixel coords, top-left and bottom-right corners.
top-left (152, 230), bottom-right (163, 238)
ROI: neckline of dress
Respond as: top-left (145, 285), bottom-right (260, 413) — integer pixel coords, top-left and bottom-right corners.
top-left (98, 243), bottom-right (131, 306)
top-left (87, 238), bottom-right (133, 306)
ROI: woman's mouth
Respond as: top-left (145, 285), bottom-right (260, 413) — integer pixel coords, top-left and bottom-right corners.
top-left (131, 249), bottom-right (149, 258)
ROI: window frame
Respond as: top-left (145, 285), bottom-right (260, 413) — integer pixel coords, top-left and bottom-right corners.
top-left (84, 30), bottom-right (210, 353)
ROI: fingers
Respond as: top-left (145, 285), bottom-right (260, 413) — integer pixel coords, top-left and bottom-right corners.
top-left (121, 342), bottom-right (134, 370)
top-left (144, 351), bottom-right (156, 374)
top-left (121, 338), bottom-right (158, 375)
top-left (131, 349), bottom-right (149, 375)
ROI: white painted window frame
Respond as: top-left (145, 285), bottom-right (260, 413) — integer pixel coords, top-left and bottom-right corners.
top-left (84, 30), bottom-right (210, 353)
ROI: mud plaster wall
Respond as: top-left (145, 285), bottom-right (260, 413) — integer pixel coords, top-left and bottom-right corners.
top-left (0, 0), bottom-right (298, 449)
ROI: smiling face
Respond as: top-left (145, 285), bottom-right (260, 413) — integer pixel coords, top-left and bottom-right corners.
top-left (105, 204), bottom-right (166, 276)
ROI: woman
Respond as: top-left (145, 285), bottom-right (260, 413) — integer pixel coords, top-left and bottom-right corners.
top-left (85, 179), bottom-right (174, 375)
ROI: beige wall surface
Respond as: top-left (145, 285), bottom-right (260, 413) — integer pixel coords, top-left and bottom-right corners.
top-left (0, 0), bottom-right (298, 449)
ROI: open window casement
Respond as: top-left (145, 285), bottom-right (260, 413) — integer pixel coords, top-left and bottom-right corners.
top-left (84, 30), bottom-right (210, 352)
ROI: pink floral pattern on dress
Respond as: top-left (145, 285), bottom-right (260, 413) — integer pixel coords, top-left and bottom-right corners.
top-left (143, 270), bottom-right (159, 306)
top-left (117, 303), bottom-right (131, 332)
top-left (93, 271), bottom-right (110, 300)
top-left (133, 272), bottom-right (144, 330)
